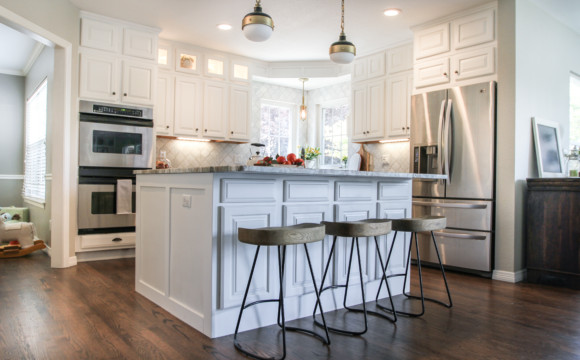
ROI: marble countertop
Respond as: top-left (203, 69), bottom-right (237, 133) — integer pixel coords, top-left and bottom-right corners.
top-left (135, 165), bottom-right (447, 179)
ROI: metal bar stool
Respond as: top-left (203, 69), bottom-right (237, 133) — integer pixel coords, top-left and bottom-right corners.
top-left (234, 223), bottom-right (330, 360)
top-left (313, 219), bottom-right (397, 336)
top-left (376, 215), bottom-right (453, 317)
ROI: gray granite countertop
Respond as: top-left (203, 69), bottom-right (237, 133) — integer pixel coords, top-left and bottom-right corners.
top-left (135, 165), bottom-right (447, 179)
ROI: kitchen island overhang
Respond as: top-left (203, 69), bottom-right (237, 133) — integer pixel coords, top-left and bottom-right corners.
top-left (134, 166), bottom-right (445, 338)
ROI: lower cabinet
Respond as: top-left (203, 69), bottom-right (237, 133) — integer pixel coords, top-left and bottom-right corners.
top-left (78, 232), bottom-right (136, 251)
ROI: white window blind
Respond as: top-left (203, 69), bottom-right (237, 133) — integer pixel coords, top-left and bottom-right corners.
top-left (23, 79), bottom-right (47, 204)
top-left (321, 102), bottom-right (349, 166)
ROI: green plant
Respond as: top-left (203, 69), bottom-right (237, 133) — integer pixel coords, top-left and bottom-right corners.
top-left (304, 147), bottom-right (320, 160)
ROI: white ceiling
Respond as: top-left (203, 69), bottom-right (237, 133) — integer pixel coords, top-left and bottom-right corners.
top-left (0, 22), bottom-right (42, 76)
top-left (68, 0), bottom-right (493, 62)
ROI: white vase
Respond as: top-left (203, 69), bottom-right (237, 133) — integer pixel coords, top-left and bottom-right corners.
top-left (306, 158), bottom-right (318, 169)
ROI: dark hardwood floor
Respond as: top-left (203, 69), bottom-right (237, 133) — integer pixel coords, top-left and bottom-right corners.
top-left (1, 252), bottom-right (579, 359)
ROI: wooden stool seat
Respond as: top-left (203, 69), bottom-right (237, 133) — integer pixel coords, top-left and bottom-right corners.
top-left (238, 223), bottom-right (325, 246)
top-left (391, 216), bottom-right (446, 233)
top-left (322, 219), bottom-right (392, 238)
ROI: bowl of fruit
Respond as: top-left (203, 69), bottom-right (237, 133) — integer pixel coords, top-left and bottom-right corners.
top-left (254, 153), bottom-right (304, 167)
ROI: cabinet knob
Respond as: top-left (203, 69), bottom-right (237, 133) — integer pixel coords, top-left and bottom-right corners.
top-left (195, 128), bottom-right (199, 132)
top-left (443, 72), bottom-right (448, 77)
top-left (402, 127), bottom-right (405, 131)
top-left (123, 93), bottom-right (127, 96)
top-left (230, 131), bottom-right (234, 134)
top-left (454, 70), bottom-right (459, 75)
top-left (112, 91), bottom-right (116, 95)
top-left (112, 237), bottom-right (122, 242)
top-left (205, 129), bottom-right (208, 133)
top-left (166, 125), bottom-right (170, 129)
top-left (407, 126), bottom-right (410, 130)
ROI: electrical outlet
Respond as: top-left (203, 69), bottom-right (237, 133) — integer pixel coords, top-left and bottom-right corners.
top-left (182, 194), bottom-right (192, 208)
top-left (381, 155), bottom-right (390, 167)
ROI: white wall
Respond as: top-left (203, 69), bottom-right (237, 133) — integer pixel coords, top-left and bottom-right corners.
top-left (495, 0), bottom-right (580, 277)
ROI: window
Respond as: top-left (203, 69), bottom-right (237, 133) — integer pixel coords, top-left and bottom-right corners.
top-left (23, 79), bottom-right (47, 204)
top-left (321, 101), bottom-right (349, 166)
top-left (259, 102), bottom-right (293, 156)
top-left (571, 73), bottom-right (580, 148)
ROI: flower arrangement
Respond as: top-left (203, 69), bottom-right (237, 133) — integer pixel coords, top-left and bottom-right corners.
top-left (304, 147), bottom-right (321, 160)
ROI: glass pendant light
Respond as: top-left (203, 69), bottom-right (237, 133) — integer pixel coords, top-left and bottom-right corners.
top-left (329, 0), bottom-right (356, 64)
top-left (242, 0), bottom-right (274, 42)
top-left (300, 78), bottom-right (308, 120)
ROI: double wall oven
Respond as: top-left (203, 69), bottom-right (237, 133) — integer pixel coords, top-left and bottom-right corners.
top-left (78, 101), bottom-right (154, 235)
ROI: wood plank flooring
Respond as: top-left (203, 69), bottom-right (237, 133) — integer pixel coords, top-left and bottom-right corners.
top-left (1, 252), bottom-right (579, 359)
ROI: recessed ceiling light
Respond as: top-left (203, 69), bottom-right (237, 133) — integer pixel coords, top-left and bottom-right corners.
top-left (217, 24), bottom-right (232, 31)
top-left (384, 8), bottom-right (401, 17)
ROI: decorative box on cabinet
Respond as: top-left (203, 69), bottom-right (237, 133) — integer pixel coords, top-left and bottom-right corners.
top-left (526, 178), bottom-right (580, 289)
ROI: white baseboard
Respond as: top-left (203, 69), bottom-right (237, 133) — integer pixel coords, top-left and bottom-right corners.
top-left (492, 269), bottom-right (527, 283)
top-left (76, 248), bottom-right (135, 262)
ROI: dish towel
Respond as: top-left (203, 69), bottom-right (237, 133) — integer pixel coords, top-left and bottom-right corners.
top-left (116, 179), bottom-right (133, 214)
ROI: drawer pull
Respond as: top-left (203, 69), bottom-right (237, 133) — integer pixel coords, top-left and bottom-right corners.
top-left (112, 237), bottom-right (123, 242)
top-left (413, 201), bottom-right (487, 209)
top-left (433, 231), bottom-right (486, 240)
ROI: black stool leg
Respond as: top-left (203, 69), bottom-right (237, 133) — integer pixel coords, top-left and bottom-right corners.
top-left (314, 236), bottom-right (368, 335)
top-left (429, 231), bottom-right (453, 308)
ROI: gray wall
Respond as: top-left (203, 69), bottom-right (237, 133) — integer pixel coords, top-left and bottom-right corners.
top-left (0, 73), bottom-right (24, 207)
top-left (495, 0), bottom-right (580, 276)
top-left (24, 46), bottom-right (54, 245)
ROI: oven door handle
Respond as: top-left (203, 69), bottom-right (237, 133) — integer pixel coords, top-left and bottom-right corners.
top-left (433, 231), bottom-right (487, 241)
top-left (412, 201), bottom-right (487, 209)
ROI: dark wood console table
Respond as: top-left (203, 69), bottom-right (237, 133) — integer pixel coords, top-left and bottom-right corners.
top-left (526, 178), bottom-right (580, 289)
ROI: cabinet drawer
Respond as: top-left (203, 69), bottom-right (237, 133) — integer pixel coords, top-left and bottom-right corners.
top-left (220, 179), bottom-right (277, 203)
top-left (452, 46), bottom-right (495, 81)
top-left (414, 57), bottom-right (450, 88)
top-left (79, 232), bottom-right (136, 251)
top-left (335, 182), bottom-right (374, 202)
top-left (378, 181), bottom-right (411, 201)
top-left (283, 180), bottom-right (331, 202)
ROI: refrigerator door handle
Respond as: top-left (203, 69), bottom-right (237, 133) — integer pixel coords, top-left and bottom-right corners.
top-left (412, 201), bottom-right (487, 209)
top-left (433, 231), bottom-right (487, 241)
top-left (445, 99), bottom-right (453, 183)
top-left (437, 99), bottom-right (446, 174)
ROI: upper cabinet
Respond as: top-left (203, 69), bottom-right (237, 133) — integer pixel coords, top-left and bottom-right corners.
top-left (413, 5), bottom-right (496, 91)
top-left (352, 51), bottom-right (386, 83)
top-left (79, 12), bottom-right (160, 106)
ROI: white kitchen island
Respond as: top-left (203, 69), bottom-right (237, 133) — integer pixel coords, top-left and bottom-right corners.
top-left (134, 166), bottom-right (444, 338)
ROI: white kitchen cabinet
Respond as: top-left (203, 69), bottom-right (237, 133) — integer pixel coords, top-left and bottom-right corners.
top-left (228, 85), bottom-right (251, 141)
top-left (78, 232), bottom-right (136, 251)
top-left (414, 23), bottom-right (450, 60)
top-left (155, 73), bottom-right (174, 135)
top-left (452, 9), bottom-right (495, 50)
top-left (376, 199), bottom-right (411, 279)
top-left (352, 51), bottom-right (386, 82)
top-left (412, 5), bottom-right (496, 91)
top-left (414, 57), bottom-right (450, 88)
top-left (80, 17), bottom-right (120, 53)
top-left (351, 78), bottom-right (385, 142)
top-left (203, 81), bottom-right (228, 139)
top-left (123, 27), bottom-right (157, 60)
top-left (174, 75), bottom-right (203, 137)
top-left (386, 72), bottom-right (413, 138)
top-left (451, 46), bottom-right (495, 82)
top-left (387, 43), bottom-right (413, 75)
top-left (122, 60), bottom-right (156, 105)
top-left (79, 52), bottom-right (156, 106)
top-left (79, 52), bottom-right (119, 102)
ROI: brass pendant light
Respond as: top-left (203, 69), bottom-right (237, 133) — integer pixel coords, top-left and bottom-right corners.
top-left (242, 0), bottom-right (274, 42)
top-left (300, 78), bottom-right (308, 120)
top-left (329, 0), bottom-right (356, 64)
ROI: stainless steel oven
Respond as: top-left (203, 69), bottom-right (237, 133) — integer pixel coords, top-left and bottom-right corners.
top-left (79, 101), bottom-right (154, 169)
top-left (78, 167), bottom-right (137, 235)
top-left (78, 101), bottom-right (153, 235)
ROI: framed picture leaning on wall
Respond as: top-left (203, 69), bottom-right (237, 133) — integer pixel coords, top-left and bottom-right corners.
top-left (532, 117), bottom-right (564, 177)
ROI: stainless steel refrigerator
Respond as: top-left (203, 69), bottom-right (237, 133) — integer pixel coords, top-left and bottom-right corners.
top-left (410, 81), bottom-right (496, 275)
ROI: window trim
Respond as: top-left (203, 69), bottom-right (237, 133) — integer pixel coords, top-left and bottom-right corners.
top-left (23, 77), bottom-right (48, 205)
top-left (259, 99), bottom-right (297, 156)
top-left (319, 97), bottom-right (349, 168)
top-left (570, 72), bottom-right (580, 148)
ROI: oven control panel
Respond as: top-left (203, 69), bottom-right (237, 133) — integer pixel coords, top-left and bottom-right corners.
top-left (93, 104), bottom-right (143, 117)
